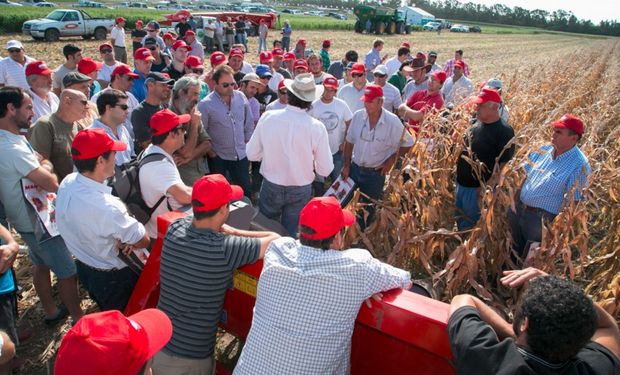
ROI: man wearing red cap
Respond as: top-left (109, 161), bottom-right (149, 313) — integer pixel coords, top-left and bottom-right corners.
top-left (442, 59), bottom-right (474, 108)
top-left (52, 44), bottom-right (82, 96)
top-left (283, 51), bottom-right (296, 76)
top-left (111, 17), bottom-right (127, 64)
top-left (443, 49), bottom-right (470, 77)
top-left (399, 70), bottom-right (446, 133)
top-left (185, 30), bottom-right (205, 60)
top-left (228, 48), bottom-right (246, 84)
top-left (131, 19), bottom-right (147, 55)
top-left (56, 128), bottom-right (150, 311)
top-left (509, 114), bottom-right (591, 262)
top-left (154, 174), bottom-right (279, 373)
top-left (55, 309), bottom-right (172, 375)
top-left (319, 40), bottom-right (331, 71)
top-left (163, 40), bottom-right (192, 81)
top-left (77, 57), bottom-right (103, 98)
top-left (260, 51), bottom-right (285, 92)
top-left (25, 60), bottom-right (60, 124)
top-left (342, 84), bottom-right (414, 228)
top-left (97, 43), bottom-right (121, 87)
top-left (272, 48), bottom-right (292, 79)
top-left (130, 47), bottom-right (155, 102)
top-left (235, 197), bottom-right (411, 374)
top-left (292, 58), bottom-right (309, 77)
top-left (310, 75), bottom-right (353, 181)
top-left (454, 88), bottom-right (515, 230)
top-left (337, 62), bottom-right (368, 113)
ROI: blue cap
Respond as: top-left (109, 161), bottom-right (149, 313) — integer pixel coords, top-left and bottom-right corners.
top-left (147, 21), bottom-right (160, 29)
top-left (255, 64), bottom-right (273, 79)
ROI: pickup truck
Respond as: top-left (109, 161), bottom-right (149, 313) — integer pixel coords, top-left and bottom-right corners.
top-left (22, 9), bottom-right (114, 42)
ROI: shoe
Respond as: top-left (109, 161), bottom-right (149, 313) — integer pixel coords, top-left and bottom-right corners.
top-left (44, 305), bottom-right (68, 327)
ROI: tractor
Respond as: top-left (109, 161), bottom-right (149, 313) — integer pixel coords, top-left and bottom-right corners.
top-left (353, 4), bottom-right (411, 35)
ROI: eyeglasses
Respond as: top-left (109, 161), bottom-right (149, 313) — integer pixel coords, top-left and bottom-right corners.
top-left (114, 104), bottom-right (129, 110)
top-left (221, 82), bottom-right (235, 88)
top-left (192, 69), bottom-right (204, 74)
top-left (101, 49), bottom-right (112, 54)
top-left (374, 73), bottom-right (387, 78)
top-left (147, 46), bottom-right (157, 51)
top-left (147, 29), bottom-right (157, 32)
top-left (8, 49), bottom-right (21, 53)
top-left (352, 73), bottom-right (364, 78)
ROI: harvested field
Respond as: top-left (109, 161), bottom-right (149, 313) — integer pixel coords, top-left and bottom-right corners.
top-left (0, 30), bottom-right (618, 373)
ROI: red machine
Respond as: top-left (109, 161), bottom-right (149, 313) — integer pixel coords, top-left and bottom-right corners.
top-left (159, 10), bottom-right (278, 30)
top-left (126, 210), bottom-right (455, 374)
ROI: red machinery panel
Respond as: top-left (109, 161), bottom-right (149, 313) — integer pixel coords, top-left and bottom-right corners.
top-left (126, 211), bottom-right (455, 374)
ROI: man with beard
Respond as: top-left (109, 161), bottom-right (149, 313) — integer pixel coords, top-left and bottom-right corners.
top-left (308, 54), bottom-right (328, 85)
top-left (131, 72), bottom-right (174, 153)
top-left (227, 48), bottom-right (246, 85)
top-left (402, 58), bottom-right (432, 102)
top-left (169, 75), bottom-right (213, 186)
top-left (0, 87), bottom-right (84, 327)
top-left (239, 73), bottom-right (264, 125)
top-left (25, 61), bottom-right (59, 124)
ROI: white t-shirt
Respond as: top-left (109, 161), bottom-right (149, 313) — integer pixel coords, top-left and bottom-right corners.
top-left (111, 26), bottom-right (126, 48)
top-left (241, 61), bottom-right (254, 74)
top-left (139, 144), bottom-right (184, 238)
top-left (379, 82), bottom-right (402, 113)
top-left (309, 97), bottom-right (353, 155)
top-left (98, 61), bottom-right (121, 83)
top-left (52, 64), bottom-right (76, 90)
top-left (337, 83), bottom-right (366, 114)
top-left (268, 71), bottom-right (284, 92)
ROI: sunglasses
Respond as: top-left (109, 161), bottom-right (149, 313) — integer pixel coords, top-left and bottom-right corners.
top-left (8, 49), bottom-right (21, 53)
top-left (173, 124), bottom-right (188, 133)
top-left (147, 29), bottom-right (157, 32)
top-left (147, 46), bottom-right (157, 51)
top-left (192, 69), bottom-right (204, 74)
top-left (100, 49), bottom-right (112, 54)
top-left (374, 73), bottom-right (387, 78)
top-left (352, 73), bottom-right (364, 78)
top-left (114, 104), bottom-right (129, 110)
top-left (221, 82), bottom-right (235, 88)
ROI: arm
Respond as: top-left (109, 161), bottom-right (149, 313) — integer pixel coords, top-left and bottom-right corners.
top-left (166, 183), bottom-right (192, 205)
top-left (243, 101), bottom-right (254, 142)
top-left (175, 109), bottom-right (202, 160)
top-left (449, 294), bottom-right (515, 340)
top-left (591, 302), bottom-right (620, 359)
top-left (341, 141), bottom-right (354, 180)
top-left (221, 224), bottom-right (280, 259)
top-left (28, 121), bottom-right (53, 161)
top-left (0, 331), bottom-right (15, 366)
top-left (0, 224), bottom-right (19, 274)
top-left (379, 145), bottom-right (411, 175)
top-left (26, 165), bottom-right (59, 193)
top-left (398, 103), bottom-right (425, 122)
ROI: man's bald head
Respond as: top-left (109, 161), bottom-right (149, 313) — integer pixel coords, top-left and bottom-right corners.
top-left (58, 89), bottom-right (89, 122)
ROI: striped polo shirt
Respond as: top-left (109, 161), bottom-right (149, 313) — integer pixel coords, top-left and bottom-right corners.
top-left (157, 216), bottom-right (260, 359)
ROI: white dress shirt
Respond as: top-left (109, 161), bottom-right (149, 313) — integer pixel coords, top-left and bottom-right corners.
top-left (267, 71), bottom-right (284, 92)
top-left (56, 173), bottom-right (146, 269)
top-left (246, 105), bottom-right (333, 186)
top-left (90, 119), bottom-right (135, 165)
top-left (29, 89), bottom-right (59, 124)
top-left (337, 82), bottom-right (366, 114)
top-left (442, 75), bottom-right (474, 107)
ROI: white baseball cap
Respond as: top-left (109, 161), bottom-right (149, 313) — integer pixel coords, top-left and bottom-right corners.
top-left (6, 40), bottom-right (23, 50)
top-left (373, 64), bottom-right (388, 76)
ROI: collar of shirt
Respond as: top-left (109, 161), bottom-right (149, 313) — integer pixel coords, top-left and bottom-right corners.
top-left (145, 144), bottom-right (175, 164)
top-left (75, 172), bottom-right (112, 195)
top-left (552, 145), bottom-right (579, 161)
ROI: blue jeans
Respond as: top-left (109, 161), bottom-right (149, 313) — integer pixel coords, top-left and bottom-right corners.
top-left (211, 156), bottom-right (252, 199)
top-left (350, 163), bottom-right (385, 229)
top-left (455, 183), bottom-right (480, 230)
top-left (258, 37), bottom-right (267, 52)
top-left (507, 202), bottom-right (557, 264)
top-left (281, 36), bottom-right (290, 51)
top-left (258, 179), bottom-right (312, 237)
top-left (330, 151), bottom-right (343, 181)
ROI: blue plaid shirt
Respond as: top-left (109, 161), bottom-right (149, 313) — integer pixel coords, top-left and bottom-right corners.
top-left (520, 145), bottom-right (590, 214)
top-left (234, 238), bottom-right (411, 375)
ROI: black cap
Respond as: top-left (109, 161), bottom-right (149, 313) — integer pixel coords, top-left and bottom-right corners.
top-left (144, 36), bottom-right (158, 46)
top-left (62, 72), bottom-right (91, 88)
top-left (146, 72), bottom-right (174, 85)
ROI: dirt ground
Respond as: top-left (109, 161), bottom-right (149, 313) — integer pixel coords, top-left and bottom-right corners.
top-left (0, 29), bottom-right (614, 374)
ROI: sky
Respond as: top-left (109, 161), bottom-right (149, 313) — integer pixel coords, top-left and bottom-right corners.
top-left (455, 0), bottom-right (620, 23)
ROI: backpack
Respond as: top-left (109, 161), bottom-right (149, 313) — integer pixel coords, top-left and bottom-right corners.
top-left (109, 152), bottom-right (170, 224)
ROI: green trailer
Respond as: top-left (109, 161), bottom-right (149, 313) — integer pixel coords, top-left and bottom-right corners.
top-left (353, 4), bottom-right (411, 35)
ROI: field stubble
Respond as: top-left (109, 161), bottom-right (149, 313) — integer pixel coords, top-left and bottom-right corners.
top-left (0, 31), bottom-right (618, 373)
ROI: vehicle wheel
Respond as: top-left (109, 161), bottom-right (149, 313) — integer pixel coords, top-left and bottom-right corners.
top-left (396, 21), bottom-right (405, 34)
top-left (354, 20), bottom-right (363, 33)
top-left (375, 21), bottom-right (385, 35)
top-left (94, 27), bottom-right (107, 41)
top-left (44, 29), bottom-right (59, 42)
top-left (387, 21), bottom-right (396, 34)
top-left (405, 25), bottom-right (412, 34)
top-left (81, 35), bottom-right (92, 40)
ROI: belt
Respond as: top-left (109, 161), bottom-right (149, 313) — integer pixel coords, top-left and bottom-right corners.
top-left (353, 163), bottom-right (380, 172)
top-left (76, 259), bottom-right (121, 273)
top-left (521, 203), bottom-right (553, 216)
top-left (114, 46), bottom-right (125, 48)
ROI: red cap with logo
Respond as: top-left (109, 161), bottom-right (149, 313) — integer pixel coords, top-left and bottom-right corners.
top-left (283, 52), bottom-right (295, 61)
top-left (229, 48), bottom-right (244, 59)
top-left (134, 47), bottom-right (155, 62)
top-left (472, 88), bottom-right (502, 105)
top-left (54, 309), bottom-right (172, 375)
top-left (360, 84), bottom-right (384, 102)
top-left (431, 70), bottom-right (447, 84)
top-left (163, 32), bottom-right (174, 41)
top-left (277, 79), bottom-right (286, 91)
top-left (149, 109), bottom-right (191, 136)
top-left (77, 58), bottom-right (103, 75)
top-left (351, 62), bottom-right (366, 75)
top-left (401, 41), bottom-right (411, 49)
top-left (71, 128), bottom-right (127, 160)
top-left (185, 30), bottom-right (195, 37)
top-left (209, 51), bottom-right (226, 67)
top-left (454, 60), bottom-right (466, 69)
top-left (293, 59), bottom-right (308, 71)
top-left (552, 114), bottom-right (584, 135)
top-left (25, 61), bottom-right (52, 77)
top-left (116, 17), bottom-right (126, 24)
top-left (323, 74), bottom-right (338, 90)
top-left (111, 64), bottom-right (139, 79)
top-left (172, 40), bottom-right (192, 51)
top-left (192, 174), bottom-right (244, 212)
top-left (272, 48), bottom-right (284, 57)
top-left (259, 51), bottom-right (273, 63)
top-left (186, 55), bottom-right (203, 68)
top-left (136, 19), bottom-right (143, 27)
top-left (99, 43), bottom-right (112, 52)
top-left (299, 197), bottom-right (355, 240)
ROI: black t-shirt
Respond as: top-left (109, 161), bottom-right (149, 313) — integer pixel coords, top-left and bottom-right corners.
top-left (235, 20), bottom-right (245, 34)
top-left (448, 307), bottom-right (620, 375)
top-left (131, 101), bottom-right (164, 150)
top-left (131, 29), bottom-right (147, 52)
top-left (175, 22), bottom-right (191, 38)
top-left (151, 53), bottom-right (168, 72)
top-left (162, 63), bottom-right (184, 81)
top-left (233, 71), bottom-right (245, 85)
top-left (277, 67), bottom-right (292, 80)
top-left (456, 118), bottom-right (515, 187)
top-left (255, 88), bottom-right (277, 106)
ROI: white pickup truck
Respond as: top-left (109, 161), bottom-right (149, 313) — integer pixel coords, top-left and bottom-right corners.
top-left (22, 9), bottom-right (114, 42)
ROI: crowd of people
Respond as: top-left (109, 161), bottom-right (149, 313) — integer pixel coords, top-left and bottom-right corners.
top-left (0, 16), bottom-right (617, 375)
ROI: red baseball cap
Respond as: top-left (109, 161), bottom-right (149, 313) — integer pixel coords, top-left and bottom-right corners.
top-left (25, 61), bottom-right (52, 77)
top-left (185, 30), bottom-right (196, 37)
top-left (134, 47), bottom-right (155, 62)
top-left (163, 32), bottom-right (174, 41)
top-left (116, 17), bottom-right (126, 24)
top-left (150, 109), bottom-right (191, 136)
top-left (272, 48), bottom-right (284, 57)
top-left (111, 64), bottom-right (139, 79)
top-left (283, 52), bottom-right (295, 61)
top-left (299, 197), bottom-right (355, 240)
top-left (259, 51), bottom-right (273, 63)
top-left (185, 55), bottom-right (204, 68)
top-left (77, 58), bottom-right (103, 75)
top-left (431, 70), bottom-right (447, 84)
top-left (71, 128), bottom-right (127, 160)
top-left (98, 43), bottom-right (112, 52)
top-left (351, 62), bottom-right (366, 75)
top-left (472, 88), bottom-right (502, 105)
top-left (360, 84), bottom-right (383, 102)
top-left (172, 40), bottom-right (192, 51)
top-left (552, 114), bottom-right (584, 135)
top-left (54, 309), bottom-right (172, 375)
top-left (322, 39), bottom-right (331, 48)
top-left (401, 41), bottom-right (411, 49)
top-left (293, 59), bottom-right (308, 71)
top-left (229, 48), bottom-right (244, 59)
top-left (277, 79), bottom-right (286, 91)
top-left (323, 74), bottom-right (338, 90)
top-left (136, 19), bottom-right (143, 27)
top-left (209, 51), bottom-right (226, 67)
top-left (192, 174), bottom-right (244, 212)
top-left (298, 38), bottom-right (306, 45)
top-left (454, 60), bottom-right (466, 69)
top-left (416, 52), bottom-right (426, 60)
